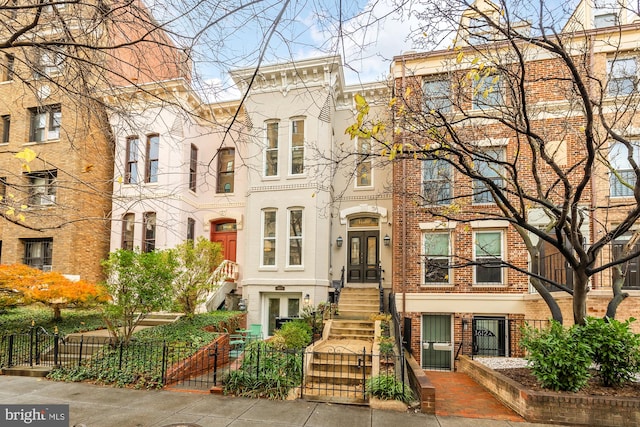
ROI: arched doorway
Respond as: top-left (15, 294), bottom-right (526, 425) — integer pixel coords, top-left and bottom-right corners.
top-left (347, 216), bottom-right (380, 283)
top-left (210, 219), bottom-right (237, 262)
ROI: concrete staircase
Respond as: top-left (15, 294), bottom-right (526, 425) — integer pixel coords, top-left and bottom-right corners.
top-left (336, 287), bottom-right (379, 319)
top-left (303, 287), bottom-right (380, 404)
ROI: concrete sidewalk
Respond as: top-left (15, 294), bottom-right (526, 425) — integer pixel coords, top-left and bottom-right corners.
top-left (0, 376), bottom-right (554, 427)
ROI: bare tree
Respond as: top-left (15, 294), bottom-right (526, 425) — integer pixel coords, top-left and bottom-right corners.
top-left (350, 0), bottom-right (640, 325)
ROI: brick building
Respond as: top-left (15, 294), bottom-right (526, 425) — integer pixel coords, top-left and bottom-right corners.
top-left (0, 0), bottom-right (189, 282)
top-left (389, 0), bottom-right (640, 370)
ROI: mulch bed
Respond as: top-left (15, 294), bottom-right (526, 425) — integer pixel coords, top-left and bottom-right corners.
top-left (497, 368), bottom-right (640, 397)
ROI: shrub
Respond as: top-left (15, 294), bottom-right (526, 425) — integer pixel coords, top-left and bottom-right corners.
top-left (521, 320), bottom-right (592, 392)
top-left (271, 320), bottom-right (311, 350)
top-left (576, 317), bottom-right (640, 387)
top-left (223, 341), bottom-right (302, 399)
top-left (378, 336), bottom-right (394, 356)
top-left (366, 374), bottom-right (413, 403)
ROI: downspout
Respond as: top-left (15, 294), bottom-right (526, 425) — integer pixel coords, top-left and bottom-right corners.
top-left (401, 55), bottom-right (407, 319)
top-left (588, 33), bottom-right (599, 290)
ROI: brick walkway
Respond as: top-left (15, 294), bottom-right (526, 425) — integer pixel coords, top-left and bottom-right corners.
top-left (425, 371), bottom-right (525, 422)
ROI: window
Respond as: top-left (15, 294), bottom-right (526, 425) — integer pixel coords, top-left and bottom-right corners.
top-left (423, 76), bottom-right (452, 112)
top-left (217, 148), bottom-right (235, 193)
top-left (262, 210), bottom-right (276, 266)
top-left (423, 233), bottom-right (451, 284)
top-left (473, 148), bottom-right (505, 204)
top-left (608, 58), bottom-right (637, 96)
top-left (145, 134), bottom-right (159, 183)
top-left (23, 239), bottom-right (53, 270)
top-left (187, 217), bottom-right (195, 241)
top-left (125, 136), bottom-right (139, 184)
top-left (28, 170), bottom-right (56, 206)
top-left (142, 212), bottom-right (156, 252)
top-left (29, 105), bottom-right (61, 142)
top-left (609, 142), bottom-right (639, 197)
top-left (34, 46), bottom-right (64, 78)
top-left (612, 233), bottom-right (640, 289)
top-left (474, 231), bottom-right (503, 284)
top-left (265, 122), bottom-right (278, 176)
top-left (290, 119), bottom-right (304, 174)
top-left (189, 144), bottom-right (197, 192)
top-left (121, 213), bottom-right (135, 250)
top-left (4, 54), bottom-right (14, 81)
top-left (594, 12), bottom-right (617, 28)
top-left (0, 177), bottom-right (6, 202)
top-left (472, 73), bottom-right (502, 110)
top-left (356, 138), bottom-right (372, 187)
top-left (1, 115), bottom-right (9, 143)
top-left (422, 158), bottom-right (452, 205)
top-left (288, 209), bottom-right (303, 266)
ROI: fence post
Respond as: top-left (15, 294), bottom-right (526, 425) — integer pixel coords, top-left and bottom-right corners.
top-left (118, 341), bottom-right (124, 370)
top-left (300, 349), bottom-right (305, 399)
top-left (29, 321), bottom-right (35, 367)
top-left (400, 345), bottom-right (405, 398)
top-left (7, 334), bottom-right (14, 368)
top-left (161, 341), bottom-right (168, 386)
top-left (362, 347), bottom-right (367, 401)
top-left (256, 343), bottom-right (261, 380)
top-left (78, 336), bottom-right (84, 367)
top-left (53, 327), bottom-right (59, 366)
top-left (213, 342), bottom-right (218, 385)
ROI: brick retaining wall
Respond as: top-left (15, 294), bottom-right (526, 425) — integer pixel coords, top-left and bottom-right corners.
top-left (458, 356), bottom-right (640, 426)
top-left (164, 334), bottom-right (230, 385)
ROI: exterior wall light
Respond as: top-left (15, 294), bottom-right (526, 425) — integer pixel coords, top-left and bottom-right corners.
top-left (304, 294), bottom-right (310, 305)
top-left (336, 236), bottom-right (343, 248)
top-left (384, 234), bottom-right (391, 246)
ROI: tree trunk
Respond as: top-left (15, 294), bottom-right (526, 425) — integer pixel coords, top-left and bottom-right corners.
top-left (529, 277), bottom-right (563, 323)
top-left (605, 267), bottom-right (629, 320)
top-left (52, 304), bottom-right (62, 321)
top-left (573, 270), bottom-right (590, 325)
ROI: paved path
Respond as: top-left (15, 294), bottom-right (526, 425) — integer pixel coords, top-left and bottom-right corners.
top-left (426, 371), bottom-right (524, 422)
top-left (0, 375), bottom-right (558, 427)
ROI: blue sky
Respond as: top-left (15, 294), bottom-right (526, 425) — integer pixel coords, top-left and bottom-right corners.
top-left (150, 0), bottom-right (582, 101)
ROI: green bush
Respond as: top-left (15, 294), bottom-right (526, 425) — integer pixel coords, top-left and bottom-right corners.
top-left (576, 317), bottom-right (640, 387)
top-left (223, 341), bottom-right (302, 399)
top-left (378, 336), bottom-right (394, 356)
top-left (0, 306), bottom-right (106, 335)
top-left (521, 320), bottom-right (592, 392)
top-left (271, 320), bottom-right (311, 350)
top-left (365, 374), bottom-right (413, 403)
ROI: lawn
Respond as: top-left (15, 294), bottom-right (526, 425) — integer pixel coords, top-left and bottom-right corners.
top-left (0, 305), bottom-right (106, 335)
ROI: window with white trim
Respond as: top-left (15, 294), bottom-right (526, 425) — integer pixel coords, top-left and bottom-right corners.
top-left (423, 76), bottom-right (452, 112)
top-left (265, 121), bottom-right (278, 176)
top-left (217, 147), bottom-right (235, 193)
top-left (187, 217), bottom-right (195, 241)
top-left (609, 141), bottom-right (639, 197)
top-left (290, 119), bottom-right (304, 175)
top-left (473, 148), bottom-right (505, 204)
top-left (121, 213), bottom-right (135, 250)
top-left (145, 134), bottom-right (159, 183)
top-left (28, 170), bottom-right (57, 206)
top-left (474, 230), bottom-right (503, 284)
top-left (143, 212), bottom-right (156, 253)
top-left (288, 208), bottom-right (303, 266)
top-left (422, 158), bottom-right (452, 205)
top-left (189, 144), bottom-right (198, 192)
top-left (125, 136), bottom-right (139, 184)
top-left (262, 209), bottom-right (277, 266)
top-left (356, 138), bottom-right (372, 187)
top-left (423, 232), bottom-right (451, 284)
top-left (29, 104), bottom-right (61, 142)
top-left (608, 57), bottom-right (637, 96)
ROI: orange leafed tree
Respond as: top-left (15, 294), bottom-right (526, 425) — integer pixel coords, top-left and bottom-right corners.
top-left (0, 264), bottom-right (108, 320)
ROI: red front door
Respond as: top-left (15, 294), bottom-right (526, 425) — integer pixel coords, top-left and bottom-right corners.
top-left (210, 221), bottom-right (237, 262)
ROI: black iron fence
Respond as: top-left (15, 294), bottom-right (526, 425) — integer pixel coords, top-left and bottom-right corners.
top-left (1, 330), bottom-right (407, 402)
top-left (467, 318), bottom-right (550, 359)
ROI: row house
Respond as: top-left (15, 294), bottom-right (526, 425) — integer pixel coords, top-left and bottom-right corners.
top-left (108, 56), bottom-right (391, 334)
top-left (390, 0), bottom-right (640, 370)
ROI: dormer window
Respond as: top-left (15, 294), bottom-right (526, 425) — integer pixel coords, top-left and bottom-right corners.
top-left (594, 12), bottom-right (617, 28)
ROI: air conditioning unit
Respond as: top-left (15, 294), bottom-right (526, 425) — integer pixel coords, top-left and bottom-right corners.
top-left (42, 265), bottom-right (52, 272)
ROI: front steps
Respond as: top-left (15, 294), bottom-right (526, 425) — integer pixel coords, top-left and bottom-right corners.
top-left (304, 286), bottom-right (380, 404)
top-left (336, 287), bottom-right (379, 319)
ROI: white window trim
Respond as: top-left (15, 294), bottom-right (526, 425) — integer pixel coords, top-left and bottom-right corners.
top-left (355, 136), bottom-right (374, 189)
top-left (264, 121), bottom-right (280, 179)
top-left (472, 229), bottom-right (506, 286)
top-left (472, 147), bottom-right (505, 205)
top-left (607, 56), bottom-right (638, 97)
top-left (421, 231), bottom-right (453, 286)
top-left (289, 118), bottom-right (305, 177)
top-left (286, 208), bottom-right (304, 268)
top-left (421, 158), bottom-right (452, 205)
top-left (261, 209), bottom-right (277, 268)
